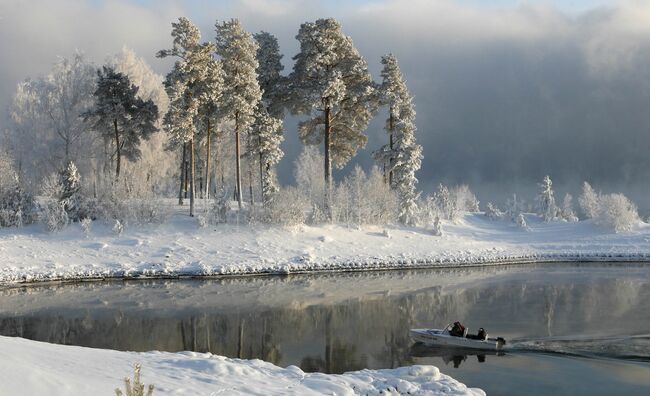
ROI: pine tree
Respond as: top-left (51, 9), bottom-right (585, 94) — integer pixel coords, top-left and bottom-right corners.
top-left (84, 66), bottom-right (158, 181)
top-left (158, 17), bottom-right (217, 216)
top-left (254, 31), bottom-right (286, 197)
top-left (537, 175), bottom-right (557, 222)
top-left (375, 54), bottom-right (422, 225)
top-left (58, 161), bottom-right (82, 218)
top-left (215, 19), bottom-right (262, 210)
top-left (290, 18), bottom-right (377, 219)
top-left (254, 31), bottom-right (285, 118)
top-left (249, 103), bottom-right (284, 206)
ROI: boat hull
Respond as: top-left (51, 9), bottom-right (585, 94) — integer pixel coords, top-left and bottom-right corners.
top-left (410, 329), bottom-right (505, 351)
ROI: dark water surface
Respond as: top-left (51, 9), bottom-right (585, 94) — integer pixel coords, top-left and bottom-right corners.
top-left (2, 263), bottom-right (650, 395)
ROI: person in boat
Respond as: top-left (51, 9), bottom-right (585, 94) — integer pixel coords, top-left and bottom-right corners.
top-left (466, 327), bottom-right (488, 340)
top-left (449, 321), bottom-right (466, 337)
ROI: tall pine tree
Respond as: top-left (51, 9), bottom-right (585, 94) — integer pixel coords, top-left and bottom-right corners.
top-left (375, 54), bottom-right (422, 225)
top-left (215, 19), bottom-right (262, 210)
top-left (253, 31), bottom-right (285, 204)
top-left (158, 17), bottom-right (218, 216)
top-left (290, 18), bottom-right (377, 219)
top-left (84, 66), bottom-right (158, 181)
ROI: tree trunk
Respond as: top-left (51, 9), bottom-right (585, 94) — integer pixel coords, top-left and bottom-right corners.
top-left (389, 109), bottom-right (394, 188)
top-left (235, 112), bottom-right (243, 210)
top-left (324, 106), bottom-right (332, 220)
top-left (190, 135), bottom-right (196, 217)
top-left (179, 143), bottom-right (186, 205)
top-left (258, 134), bottom-right (264, 193)
top-left (113, 119), bottom-right (121, 181)
top-left (205, 118), bottom-right (211, 200)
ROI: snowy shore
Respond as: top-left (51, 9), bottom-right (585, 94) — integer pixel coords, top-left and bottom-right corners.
top-left (1, 212), bottom-right (649, 286)
top-left (0, 336), bottom-right (484, 396)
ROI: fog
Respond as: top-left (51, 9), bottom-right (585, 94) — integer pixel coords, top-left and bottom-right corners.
top-left (1, 0), bottom-right (649, 212)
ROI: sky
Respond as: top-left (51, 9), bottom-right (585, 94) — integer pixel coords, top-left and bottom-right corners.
top-left (1, 0), bottom-right (649, 210)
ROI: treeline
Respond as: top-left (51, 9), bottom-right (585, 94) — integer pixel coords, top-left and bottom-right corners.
top-left (4, 17), bottom-right (422, 226)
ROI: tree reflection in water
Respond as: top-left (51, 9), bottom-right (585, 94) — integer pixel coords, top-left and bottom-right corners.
top-left (1, 264), bottom-right (650, 374)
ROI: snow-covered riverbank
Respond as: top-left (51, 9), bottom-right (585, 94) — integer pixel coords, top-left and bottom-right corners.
top-left (1, 212), bottom-right (649, 286)
top-left (0, 336), bottom-right (484, 396)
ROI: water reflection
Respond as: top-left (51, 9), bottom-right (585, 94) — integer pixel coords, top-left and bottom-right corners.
top-left (1, 264), bottom-right (650, 375)
top-left (409, 344), bottom-right (505, 368)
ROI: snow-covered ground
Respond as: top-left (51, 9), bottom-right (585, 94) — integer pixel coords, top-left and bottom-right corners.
top-left (0, 336), bottom-right (484, 396)
top-left (1, 211), bottom-right (650, 286)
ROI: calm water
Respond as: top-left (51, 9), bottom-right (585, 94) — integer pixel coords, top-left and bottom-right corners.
top-left (1, 263), bottom-right (650, 395)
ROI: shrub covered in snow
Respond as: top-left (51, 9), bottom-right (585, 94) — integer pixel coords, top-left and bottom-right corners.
top-left (266, 187), bottom-right (308, 226)
top-left (484, 202), bottom-right (503, 220)
top-left (560, 193), bottom-right (579, 222)
top-left (504, 194), bottom-right (523, 222)
top-left (433, 184), bottom-right (459, 221)
top-left (578, 181), bottom-right (600, 219)
top-left (515, 213), bottom-right (529, 231)
top-left (80, 217), bottom-right (92, 237)
top-left (451, 185), bottom-right (480, 213)
top-left (0, 153), bottom-right (37, 227)
top-left (594, 193), bottom-right (639, 232)
top-left (431, 215), bottom-right (443, 236)
top-left (333, 166), bottom-right (397, 227)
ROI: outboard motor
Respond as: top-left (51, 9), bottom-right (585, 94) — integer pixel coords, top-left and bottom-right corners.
top-left (496, 337), bottom-right (507, 350)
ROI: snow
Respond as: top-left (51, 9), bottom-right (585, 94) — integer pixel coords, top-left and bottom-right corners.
top-left (1, 208), bottom-right (649, 286)
top-left (0, 336), bottom-right (484, 396)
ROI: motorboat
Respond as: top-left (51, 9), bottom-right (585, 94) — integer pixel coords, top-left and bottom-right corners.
top-left (410, 323), bottom-right (506, 351)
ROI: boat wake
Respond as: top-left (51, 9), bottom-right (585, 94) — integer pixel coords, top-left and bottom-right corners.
top-left (507, 334), bottom-right (650, 362)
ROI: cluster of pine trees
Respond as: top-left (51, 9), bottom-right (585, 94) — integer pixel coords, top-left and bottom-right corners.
top-left (5, 17), bottom-right (422, 225)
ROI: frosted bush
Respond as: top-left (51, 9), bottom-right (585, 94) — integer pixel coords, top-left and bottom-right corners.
top-left (43, 201), bottom-right (68, 232)
top-left (266, 187), bottom-right (308, 226)
top-left (418, 195), bottom-right (439, 228)
top-left (594, 193), bottom-right (639, 232)
top-left (484, 202), bottom-right (503, 220)
top-left (80, 217), bottom-right (92, 237)
top-left (196, 214), bottom-right (208, 228)
top-left (333, 166), bottom-right (396, 227)
top-left (209, 189), bottom-right (231, 224)
top-left (0, 153), bottom-right (36, 227)
top-left (431, 215), bottom-right (443, 236)
top-left (307, 202), bottom-right (328, 225)
top-left (504, 194), bottom-right (523, 222)
top-left (560, 193), bottom-right (579, 222)
top-left (515, 213), bottom-right (529, 231)
top-left (451, 185), bottom-right (480, 213)
top-left (112, 219), bottom-right (124, 236)
top-left (578, 181), bottom-right (600, 219)
top-left (433, 184), bottom-right (459, 221)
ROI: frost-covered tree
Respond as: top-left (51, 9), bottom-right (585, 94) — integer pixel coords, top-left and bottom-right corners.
top-left (84, 66), bottom-right (158, 181)
top-left (254, 31), bottom-right (285, 118)
top-left (596, 193), bottom-right (639, 232)
top-left (0, 152), bottom-right (36, 227)
top-left (215, 19), bottom-right (262, 209)
top-left (537, 175), bottom-right (557, 222)
top-left (59, 161), bottom-right (82, 216)
top-left (254, 31), bottom-right (286, 196)
top-left (195, 58), bottom-right (224, 200)
top-left (110, 47), bottom-right (177, 196)
top-left (294, 146), bottom-right (325, 208)
top-left (434, 184), bottom-right (458, 221)
top-left (290, 18), bottom-right (377, 218)
top-left (505, 193), bottom-right (523, 221)
top-left (375, 54), bottom-right (422, 225)
top-left (579, 181), bottom-right (600, 219)
top-left (249, 103), bottom-right (284, 206)
top-left (9, 52), bottom-right (96, 184)
top-left (158, 17), bottom-right (216, 216)
top-left (561, 193), bottom-right (579, 222)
